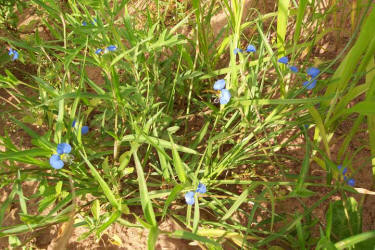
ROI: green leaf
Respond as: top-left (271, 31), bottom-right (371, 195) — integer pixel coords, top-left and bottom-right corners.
top-left (276, 0), bottom-right (290, 56)
top-left (238, 96), bottom-right (332, 106)
top-left (55, 181), bottom-right (63, 196)
top-left (330, 198), bottom-right (361, 241)
top-left (170, 230), bottom-right (220, 247)
top-left (91, 200), bottom-right (100, 221)
top-left (147, 226), bottom-right (159, 250)
top-left (96, 210), bottom-right (121, 237)
top-left (80, 152), bottom-right (122, 211)
top-left (0, 148), bottom-right (51, 160)
top-left (162, 184), bottom-right (185, 218)
top-left (349, 101), bottom-right (375, 115)
top-left (334, 231), bottom-right (375, 249)
top-left (192, 195), bottom-right (200, 233)
top-left (221, 188), bottom-right (250, 221)
top-left (132, 148), bottom-right (157, 226)
top-left (169, 134), bottom-right (187, 183)
top-left (121, 134), bottom-right (199, 155)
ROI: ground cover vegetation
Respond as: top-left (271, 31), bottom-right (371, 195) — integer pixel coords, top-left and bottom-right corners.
top-left (0, 0), bottom-right (375, 249)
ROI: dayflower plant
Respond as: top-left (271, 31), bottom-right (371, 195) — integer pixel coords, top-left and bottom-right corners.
top-left (289, 65), bottom-right (298, 73)
top-left (277, 56), bottom-right (298, 73)
top-left (219, 89), bottom-right (231, 105)
top-left (277, 56), bottom-right (288, 64)
top-left (185, 183), bottom-right (207, 205)
top-left (95, 45), bottom-right (117, 55)
top-left (347, 178), bottom-right (355, 187)
top-left (196, 183), bottom-right (207, 194)
top-left (303, 79), bottom-right (317, 90)
top-left (50, 143), bottom-right (72, 169)
top-left (307, 67), bottom-right (320, 78)
top-left (8, 48), bottom-right (19, 61)
top-left (104, 45), bottom-right (117, 53)
top-left (95, 48), bottom-right (103, 55)
top-left (233, 48), bottom-right (243, 55)
top-left (337, 165), bottom-right (348, 175)
top-left (82, 18), bottom-right (97, 26)
top-left (213, 79), bottom-right (231, 105)
top-left (233, 44), bottom-right (256, 54)
top-left (72, 120), bottom-right (89, 135)
top-left (303, 67), bottom-right (320, 90)
top-left (337, 165), bottom-right (355, 187)
top-left (246, 44), bottom-right (256, 53)
top-left (185, 191), bottom-right (195, 205)
top-left (213, 79), bottom-right (225, 91)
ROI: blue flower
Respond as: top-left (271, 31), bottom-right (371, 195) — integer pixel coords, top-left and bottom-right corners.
top-left (50, 154), bottom-right (64, 169)
top-left (95, 48), bottom-right (102, 54)
top-left (246, 44), bottom-right (256, 53)
top-left (213, 79), bottom-right (225, 91)
top-left (303, 79), bottom-right (317, 90)
top-left (185, 191), bottom-right (195, 205)
top-left (106, 45), bottom-right (117, 51)
top-left (72, 120), bottom-right (89, 135)
top-left (278, 56), bottom-right (288, 64)
top-left (82, 21), bottom-right (87, 26)
top-left (49, 143), bottom-right (72, 169)
top-left (8, 48), bottom-right (19, 61)
top-left (220, 89), bottom-right (231, 105)
top-left (307, 67), bottom-right (320, 78)
top-left (289, 65), bottom-right (298, 73)
top-left (233, 48), bottom-right (243, 55)
top-left (338, 165), bottom-right (348, 175)
top-left (347, 178), bottom-right (355, 187)
top-left (81, 126), bottom-right (89, 134)
top-left (196, 183), bottom-right (207, 194)
top-left (102, 45), bottom-right (117, 54)
top-left (91, 18), bottom-right (97, 25)
top-left (56, 143), bottom-right (72, 155)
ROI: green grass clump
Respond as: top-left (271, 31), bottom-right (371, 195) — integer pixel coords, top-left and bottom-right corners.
top-left (0, 0), bottom-right (375, 249)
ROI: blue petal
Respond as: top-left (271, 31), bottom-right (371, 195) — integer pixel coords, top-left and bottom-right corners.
top-left (233, 48), bottom-right (242, 55)
top-left (278, 56), bottom-right (289, 64)
top-left (307, 67), bottom-right (320, 77)
top-left (72, 120), bottom-right (76, 128)
top-left (196, 183), bottom-right (207, 194)
top-left (95, 48), bottom-right (102, 54)
top-left (213, 79), bottom-right (225, 90)
top-left (185, 191), bottom-right (195, 205)
top-left (12, 50), bottom-right (19, 61)
top-left (303, 79), bottom-right (317, 90)
top-left (107, 45), bottom-right (117, 51)
top-left (347, 178), bottom-right (355, 187)
top-left (82, 21), bottom-right (87, 26)
top-left (337, 165), bottom-right (342, 171)
top-left (220, 89), bottom-right (231, 105)
top-left (8, 48), bottom-right (14, 55)
top-left (289, 65), bottom-right (298, 73)
top-left (91, 18), bottom-right (97, 25)
top-left (57, 143), bottom-right (72, 154)
top-left (50, 154), bottom-right (64, 169)
top-left (81, 126), bottom-right (89, 134)
top-left (246, 44), bottom-right (256, 53)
